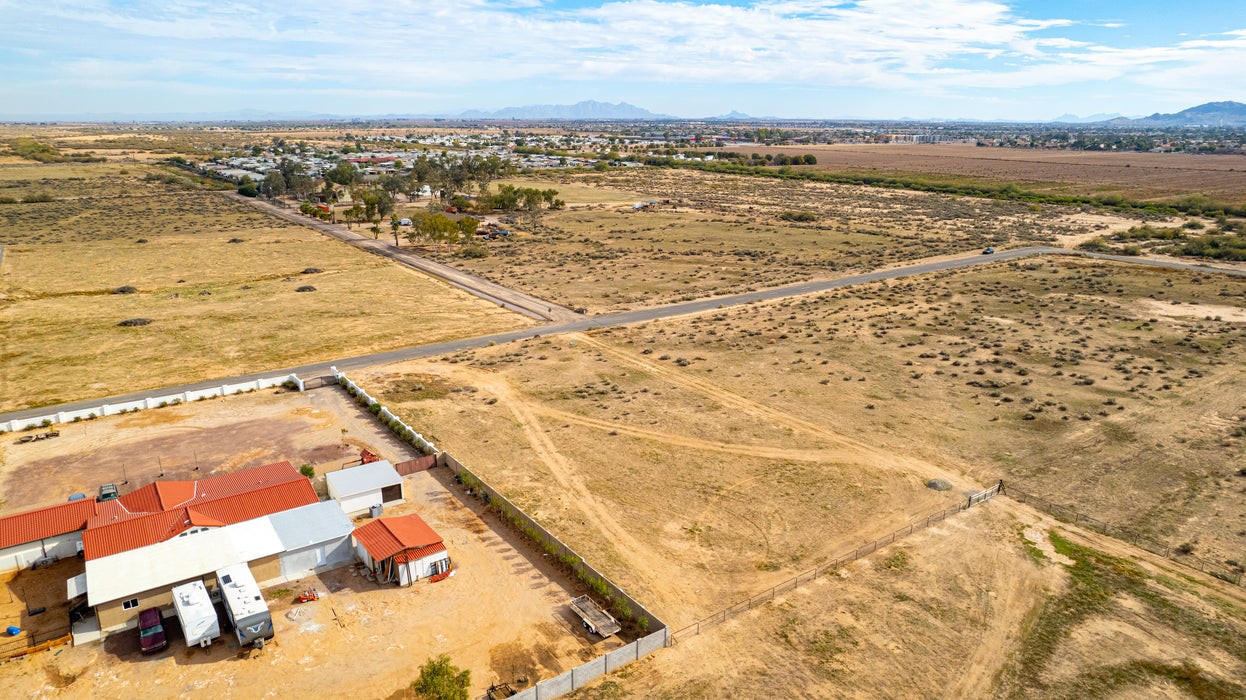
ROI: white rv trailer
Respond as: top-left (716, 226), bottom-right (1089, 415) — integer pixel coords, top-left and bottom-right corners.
top-left (171, 580), bottom-right (220, 648)
top-left (215, 564), bottom-right (274, 649)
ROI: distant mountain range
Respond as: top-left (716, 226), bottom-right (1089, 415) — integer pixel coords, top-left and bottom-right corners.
top-left (1105, 101), bottom-right (1246, 127)
top-left (1049, 112), bottom-right (1129, 124)
top-left (456, 100), bottom-right (673, 120)
top-left (5, 100), bottom-right (1246, 126)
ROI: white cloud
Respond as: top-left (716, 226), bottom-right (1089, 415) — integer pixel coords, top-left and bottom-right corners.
top-left (1, 0), bottom-right (1243, 111)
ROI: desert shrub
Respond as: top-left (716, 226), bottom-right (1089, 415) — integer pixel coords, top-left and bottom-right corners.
top-left (296, 285), bottom-right (316, 292)
top-left (0, 196), bottom-right (17, 204)
top-left (459, 243), bottom-right (488, 258)
top-left (778, 210), bottom-right (817, 222)
top-left (22, 192), bottom-right (54, 203)
top-left (302, 267), bottom-right (322, 274)
top-left (299, 464), bottom-right (316, 478)
top-left (112, 285), bottom-right (137, 294)
top-left (368, 402), bottom-right (381, 415)
top-left (228, 238), bottom-right (245, 243)
top-left (117, 318), bottom-right (151, 326)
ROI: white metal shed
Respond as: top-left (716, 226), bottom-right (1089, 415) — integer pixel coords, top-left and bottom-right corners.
top-left (325, 461), bottom-right (404, 516)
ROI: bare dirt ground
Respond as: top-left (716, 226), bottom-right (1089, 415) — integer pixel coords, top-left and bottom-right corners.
top-left (735, 143), bottom-right (1246, 202)
top-left (1, 469), bottom-right (611, 700)
top-left (0, 389), bottom-right (611, 699)
top-left (421, 168), bottom-right (1157, 314)
top-left (566, 498), bottom-right (1246, 699)
top-left (353, 339), bottom-right (971, 626)
top-left (0, 385), bottom-right (419, 514)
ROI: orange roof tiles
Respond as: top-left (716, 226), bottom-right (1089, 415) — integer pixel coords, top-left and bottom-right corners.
top-left (2, 461), bottom-right (315, 559)
top-left (117, 461), bottom-right (300, 513)
top-left (392, 542), bottom-right (447, 564)
top-left (353, 514), bottom-right (443, 562)
top-left (0, 499), bottom-right (98, 550)
top-left (83, 479), bottom-right (318, 560)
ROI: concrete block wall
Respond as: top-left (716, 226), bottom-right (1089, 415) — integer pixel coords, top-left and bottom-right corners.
top-left (329, 367), bottom-right (436, 454)
top-left (0, 374), bottom-right (305, 433)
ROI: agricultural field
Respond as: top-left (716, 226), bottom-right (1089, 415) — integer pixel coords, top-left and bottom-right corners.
top-left (0, 165), bottom-right (532, 412)
top-left (735, 142), bottom-right (1246, 204)
top-left (420, 169), bottom-right (1157, 314)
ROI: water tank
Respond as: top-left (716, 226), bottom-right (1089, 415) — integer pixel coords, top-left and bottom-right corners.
top-left (369, 503), bottom-right (383, 518)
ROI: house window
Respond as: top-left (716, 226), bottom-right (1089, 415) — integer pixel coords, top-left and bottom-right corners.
top-left (122, 598), bottom-right (140, 610)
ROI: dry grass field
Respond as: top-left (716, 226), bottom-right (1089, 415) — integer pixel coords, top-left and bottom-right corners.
top-left (571, 504), bottom-right (1246, 699)
top-left (351, 255), bottom-right (1245, 697)
top-left (733, 143), bottom-right (1246, 203)
top-left (420, 169), bottom-right (1152, 313)
top-left (0, 166), bottom-right (532, 412)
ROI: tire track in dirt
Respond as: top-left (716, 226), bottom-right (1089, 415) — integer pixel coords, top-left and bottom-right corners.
top-left (529, 404), bottom-right (853, 464)
top-left (463, 372), bottom-right (671, 604)
top-left (571, 332), bottom-right (969, 487)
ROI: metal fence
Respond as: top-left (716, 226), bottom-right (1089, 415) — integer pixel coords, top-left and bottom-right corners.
top-left (671, 483), bottom-right (1003, 643)
top-left (0, 627), bottom-right (71, 662)
top-left (1004, 485), bottom-right (1244, 587)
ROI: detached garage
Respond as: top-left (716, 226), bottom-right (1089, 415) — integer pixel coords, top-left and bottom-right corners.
top-left (267, 501), bottom-right (355, 581)
top-left (326, 461), bottom-right (405, 516)
top-left (353, 514), bottom-right (451, 586)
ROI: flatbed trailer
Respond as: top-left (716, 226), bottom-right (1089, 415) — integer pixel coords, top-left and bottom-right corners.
top-left (570, 595), bottom-right (620, 637)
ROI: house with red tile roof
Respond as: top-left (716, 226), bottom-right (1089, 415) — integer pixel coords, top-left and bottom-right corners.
top-left (0, 499), bottom-right (97, 572)
top-left (352, 513), bottom-right (451, 586)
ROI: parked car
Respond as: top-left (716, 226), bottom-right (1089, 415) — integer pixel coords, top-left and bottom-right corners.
top-left (99, 483), bottom-right (119, 501)
top-left (982, 247), bottom-right (995, 255)
top-left (138, 607), bottom-right (167, 654)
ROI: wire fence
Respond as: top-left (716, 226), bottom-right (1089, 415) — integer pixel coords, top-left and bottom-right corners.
top-left (671, 482), bottom-right (1002, 643)
top-left (1003, 485), bottom-right (1244, 587)
top-left (0, 627), bottom-right (72, 662)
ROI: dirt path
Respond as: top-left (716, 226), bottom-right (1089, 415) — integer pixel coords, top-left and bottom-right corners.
top-left (571, 333), bottom-right (971, 488)
top-left (461, 371), bottom-right (672, 606)
top-left (232, 194), bottom-right (579, 322)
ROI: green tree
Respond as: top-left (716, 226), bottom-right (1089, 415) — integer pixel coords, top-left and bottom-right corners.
top-left (391, 219), bottom-right (402, 245)
top-left (324, 160), bottom-right (360, 187)
top-left (411, 654), bottom-right (470, 700)
top-left (262, 171), bottom-right (287, 198)
top-left (288, 174), bottom-right (315, 199)
top-left (375, 190), bottom-right (396, 221)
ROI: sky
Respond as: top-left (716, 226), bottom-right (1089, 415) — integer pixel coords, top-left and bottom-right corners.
top-left (2, 0), bottom-right (1244, 121)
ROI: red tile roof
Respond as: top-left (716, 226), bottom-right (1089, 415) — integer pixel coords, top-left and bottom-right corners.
top-left (81, 462), bottom-right (315, 560)
top-left (0, 499), bottom-right (98, 550)
top-left (393, 541), bottom-right (447, 564)
top-left (353, 514), bottom-right (443, 562)
top-left (117, 461), bottom-right (301, 513)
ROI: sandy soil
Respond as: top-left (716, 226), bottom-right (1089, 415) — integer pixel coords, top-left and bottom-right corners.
top-left (0, 388), bottom-right (401, 514)
top-left (0, 389), bottom-right (613, 698)
top-left (1, 469), bottom-right (613, 699)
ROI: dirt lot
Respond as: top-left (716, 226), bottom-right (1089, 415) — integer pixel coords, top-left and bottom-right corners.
top-left (0, 387), bottom-right (613, 698)
top-left (734, 143), bottom-right (1246, 203)
top-left (567, 499), bottom-right (1246, 699)
top-left (0, 168), bottom-right (532, 412)
top-left (418, 168), bottom-right (1152, 314)
top-left (352, 344), bottom-right (970, 625)
top-left (0, 383), bottom-right (429, 514)
top-left (1, 473), bottom-right (612, 700)
top-left (353, 254), bottom-right (1246, 612)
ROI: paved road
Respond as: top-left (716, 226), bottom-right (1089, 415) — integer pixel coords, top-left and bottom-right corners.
top-left (235, 194), bottom-right (578, 322)
top-left (2, 246), bottom-right (1242, 426)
